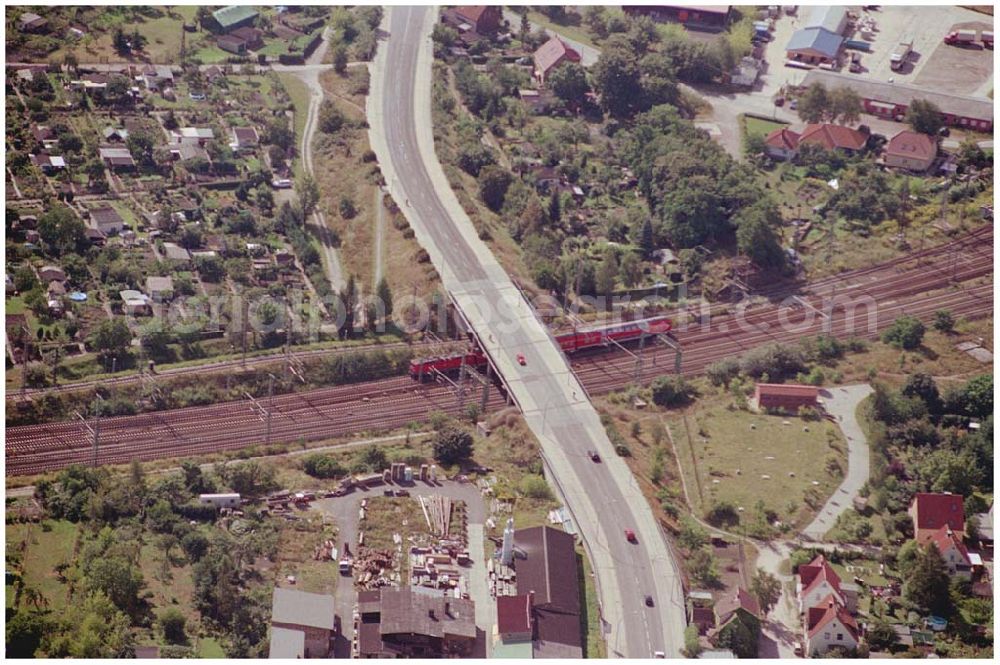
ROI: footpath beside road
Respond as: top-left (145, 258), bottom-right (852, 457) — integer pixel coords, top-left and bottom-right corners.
top-left (802, 385), bottom-right (874, 540)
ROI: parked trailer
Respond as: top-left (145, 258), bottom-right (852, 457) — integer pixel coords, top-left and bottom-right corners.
top-left (843, 39), bottom-right (872, 52)
top-left (890, 41), bottom-right (912, 70)
top-left (982, 31), bottom-right (993, 49)
top-left (944, 29), bottom-right (977, 45)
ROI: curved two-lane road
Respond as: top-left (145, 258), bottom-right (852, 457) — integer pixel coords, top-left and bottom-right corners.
top-left (369, 6), bottom-right (685, 657)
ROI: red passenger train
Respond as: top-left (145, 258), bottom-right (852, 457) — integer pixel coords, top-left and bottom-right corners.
top-left (409, 316), bottom-right (671, 379)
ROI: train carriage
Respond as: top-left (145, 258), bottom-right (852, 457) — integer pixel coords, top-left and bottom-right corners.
top-left (409, 317), bottom-right (671, 380)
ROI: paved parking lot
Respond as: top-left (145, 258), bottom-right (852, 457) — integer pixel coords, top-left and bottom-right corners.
top-left (842, 5), bottom-right (992, 90)
top-left (759, 5), bottom-right (993, 97)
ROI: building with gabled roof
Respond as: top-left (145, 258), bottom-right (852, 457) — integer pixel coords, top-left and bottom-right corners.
top-left (30, 154), bottom-right (66, 173)
top-left (927, 526), bottom-right (973, 578)
top-left (356, 587), bottom-right (476, 658)
top-left (798, 123), bottom-right (868, 153)
top-left (442, 6), bottom-right (503, 35)
top-left (797, 554), bottom-right (844, 612)
top-left (884, 130), bottom-right (937, 172)
top-left (910, 493), bottom-right (965, 545)
top-left (270, 587), bottom-right (335, 658)
top-left (533, 37), bottom-right (581, 85)
top-left (764, 127), bottom-right (801, 160)
top-left (18, 12), bottom-right (48, 33)
top-left (514, 525), bottom-right (583, 658)
top-left (210, 5), bottom-right (259, 33)
top-left (231, 126), bottom-right (260, 151)
top-left (99, 146), bottom-right (136, 170)
top-left (805, 596), bottom-right (859, 656)
top-left (89, 206), bottom-right (126, 235)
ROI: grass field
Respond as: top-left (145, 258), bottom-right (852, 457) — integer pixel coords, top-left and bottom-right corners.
top-left (5, 520), bottom-right (80, 609)
top-left (669, 395), bottom-right (846, 529)
top-left (276, 72), bottom-right (311, 150)
top-left (741, 114), bottom-right (788, 140)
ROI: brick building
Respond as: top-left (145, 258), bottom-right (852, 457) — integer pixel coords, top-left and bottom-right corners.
top-left (356, 587), bottom-right (476, 658)
top-left (269, 587), bottom-right (336, 658)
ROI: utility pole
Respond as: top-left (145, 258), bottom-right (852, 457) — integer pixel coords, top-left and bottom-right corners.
top-left (265, 373), bottom-right (274, 447)
top-left (633, 329), bottom-right (647, 386)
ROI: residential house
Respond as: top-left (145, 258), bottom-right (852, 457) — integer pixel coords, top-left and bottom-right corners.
top-left (764, 127), bottom-right (801, 160)
top-left (162, 242), bottom-right (192, 265)
top-left (142, 65), bottom-right (174, 91)
top-left (752, 383), bottom-right (819, 413)
top-left (514, 525), bottom-right (583, 658)
top-left (99, 147), bottom-right (136, 171)
top-left (533, 37), bottom-right (581, 85)
top-left (910, 493), bottom-right (965, 545)
top-left (801, 70), bottom-right (994, 132)
top-left (120, 289), bottom-right (150, 315)
top-left (884, 130), bottom-right (937, 172)
top-left (208, 5), bottom-right (259, 34)
top-left (927, 526), bottom-right (973, 578)
top-left (38, 265), bottom-right (66, 283)
top-left (797, 555), bottom-right (850, 613)
top-left (269, 587), bottom-right (336, 658)
top-left (89, 206), bottom-right (126, 236)
top-left (442, 6), bottom-right (503, 36)
top-left (709, 588), bottom-right (761, 658)
top-left (805, 596), bottom-right (859, 656)
top-left (30, 154), bottom-right (66, 174)
top-left (18, 12), bottom-right (49, 33)
top-left (146, 276), bottom-right (174, 303)
top-left (230, 126), bottom-right (260, 151)
top-left (356, 587), bottom-right (476, 658)
top-left (797, 123), bottom-right (868, 153)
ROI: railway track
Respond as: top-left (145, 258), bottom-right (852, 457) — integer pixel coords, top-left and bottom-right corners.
top-left (6, 229), bottom-right (993, 477)
top-left (7, 339), bottom-right (452, 402)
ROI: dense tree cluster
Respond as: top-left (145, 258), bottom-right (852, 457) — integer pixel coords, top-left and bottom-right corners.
top-left (619, 106), bottom-right (785, 267)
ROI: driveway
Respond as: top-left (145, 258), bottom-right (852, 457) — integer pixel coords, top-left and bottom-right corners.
top-left (801, 384), bottom-right (874, 541)
top-left (309, 479), bottom-right (493, 657)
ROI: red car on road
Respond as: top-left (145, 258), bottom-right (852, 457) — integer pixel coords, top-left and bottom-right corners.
top-left (516, 352), bottom-right (526, 365)
top-left (625, 529), bottom-right (637, 543)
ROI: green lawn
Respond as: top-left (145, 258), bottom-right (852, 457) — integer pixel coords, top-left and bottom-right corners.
top-left (6, 520), bottom-right (80, 609)
top-left (197, 637), bottom-right (225, 658)
top-left (742, 114), bottom-right (788, 140)
top-left (578, 546), bottom-right (607, 658)
top-left (6, 296), bottom-right (26, 315)
top-left (670, 400), bottom-right (847, 528)
top-left (276, 72), bottom-right (311, 149)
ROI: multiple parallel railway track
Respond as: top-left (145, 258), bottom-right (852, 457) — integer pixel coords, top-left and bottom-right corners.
top-left (6, 229), bottom-right (993, 476)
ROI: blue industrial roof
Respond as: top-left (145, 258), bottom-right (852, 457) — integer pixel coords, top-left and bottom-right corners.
top-left (787, 27), bottom-right (844, 59)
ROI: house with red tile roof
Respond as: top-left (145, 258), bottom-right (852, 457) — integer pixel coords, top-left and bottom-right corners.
top-left (708, 587), bottom-right (762, 657)
top-left (444, 6), bottom-right (502, 35)
top-left (798, 123), bottom-right (868, 153)
top-left (533, 37), bottom-right (581, 85)
top-left (764, 127), bottom-right (800, 161)
top-left (805, 595), bottom-right (859, 656)
top-left (884, 130), bottom-right (938, 172)
top-left (909, 493), bottom-right (965, 545)
top-left (797, 555), bottom-right (846, 613)
top-left (927, 526), bottom-right (973, 578)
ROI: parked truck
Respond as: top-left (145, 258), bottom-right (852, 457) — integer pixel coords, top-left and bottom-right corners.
top-left (890, 40), bottom-right (912, 70)
top-left (944, 29), bottom-right (977, 46)
top-left (982, 31), bottom-right (994, 49)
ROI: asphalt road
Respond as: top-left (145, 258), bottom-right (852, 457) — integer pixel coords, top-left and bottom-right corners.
top-left (372, 7), bottom-right (685, 657)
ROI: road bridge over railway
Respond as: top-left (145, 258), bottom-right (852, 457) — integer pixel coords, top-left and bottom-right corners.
top-left (367, 7), bottom-right (686, 657)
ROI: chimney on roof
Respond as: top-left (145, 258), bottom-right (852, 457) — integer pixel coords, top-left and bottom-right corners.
top-left (828, 599), bottom-right (835, 608)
